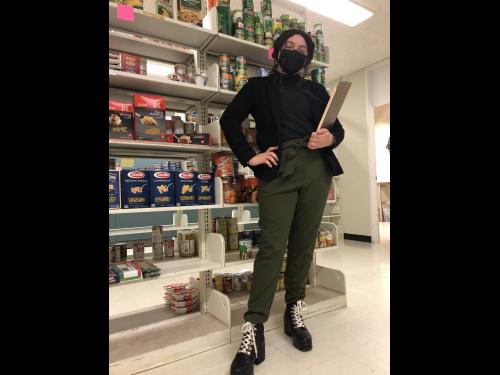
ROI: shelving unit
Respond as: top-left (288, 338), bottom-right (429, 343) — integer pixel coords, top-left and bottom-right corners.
top-left (108, 3), bottom-right (346, 373)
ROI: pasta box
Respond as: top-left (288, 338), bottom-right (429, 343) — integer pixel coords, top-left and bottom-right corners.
top-left (150, 170), bottom-right (176, 207)
top-left (121, 169), bottom-right (150, 208)
top-left (109, 170), bottom-right (121, 209)
top-left (133, 94), bottom-right (167, 141)
top-left (109, 100), bottom-right (134, 140)
top-left (175, 171), bottom-right (197, 206)
top-left (196, 173), bottom-right (215, 205)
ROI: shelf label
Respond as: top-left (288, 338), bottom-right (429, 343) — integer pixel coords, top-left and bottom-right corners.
top-left (117, 4), bottom-right (135, 22)
top-left (267, 48), bottom-right (274, 61)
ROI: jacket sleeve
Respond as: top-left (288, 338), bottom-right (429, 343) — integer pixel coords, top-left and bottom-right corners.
top-left (317, 84), bottom-right (345, 150)
top-left (219, 79), bottom-right (257, 167)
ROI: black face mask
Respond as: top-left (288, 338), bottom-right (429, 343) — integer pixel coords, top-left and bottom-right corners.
top-left (278, 49), bottom-right (307, 75)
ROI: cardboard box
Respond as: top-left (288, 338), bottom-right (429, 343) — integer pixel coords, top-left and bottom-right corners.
top-left (121, 169), bottom-right (150, 208)
top-left (109, 50), bottom-right (142, 74)
top-left (111, 262), bottom-right (142, 282)
top-left (109, 170), bottom-right (121, 209)
top-left (166, 133), bottom-right (211, 145)
top-left (150, 170), bottom-right (176, 207)
top-left (109, 100), bottom-right (134, 140)
top-left (175, 171), bottom-right (197, 206)
top-left (196, 173), bottom-right (215, 205)
top-left (133, 94), bottom-right (167, 141)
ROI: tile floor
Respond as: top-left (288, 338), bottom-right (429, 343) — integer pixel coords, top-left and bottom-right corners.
top-left (137, 222), bottom-right (390, 375)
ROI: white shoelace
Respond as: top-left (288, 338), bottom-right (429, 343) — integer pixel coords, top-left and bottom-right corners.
top-left (291, 300), bottom-right (307, 328)
top-left (238, 322), bottom-right (258, 356)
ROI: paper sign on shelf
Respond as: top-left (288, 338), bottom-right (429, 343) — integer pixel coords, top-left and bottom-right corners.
top-left (121, 158), bottom-right (134, 168)
top-left (117, 4), bottom-right (135, 22)
top-left (267, 48), bottom-right (274, 61)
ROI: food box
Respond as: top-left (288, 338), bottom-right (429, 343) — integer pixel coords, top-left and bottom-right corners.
top-left (111, 262), bottom-right (142, 282)
top-left (109, 267), bottom-right (120, 285)
top-left (156, 0), bottom-right (174, 18)
top-left (166, 133), bottom-right (211, 145)
top-left (122, 0), bottom-right (144, 9)
top-left (109, 100), bottom-right (134, 140)
top-left (109, 170), bottom-right (121, 209)
top-left (132, 260), bottom-right (161, 278)
top-left (177, 0), bottom-right (205, 26)
top-left (175, 171), bottom-right (197, 206)
top-left (109, 50), bottom-right (141, 74)
top-left (121, 169), bottom-right (150, 208)
top-left (196, 173), bottom-right (215, 205)
top-left (133, 94), bottom-right (167, 141)
top-left (149, 170), bottom-right (176, 207)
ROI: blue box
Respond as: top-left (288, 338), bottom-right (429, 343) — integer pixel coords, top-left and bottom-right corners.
top-left (109, 170), bottom-right (121, 209)
top-left (150, 170), bottom-right (176, 207)
top-left (196, 173), bottom-right (215, 205)
top-left (121, 169), bottom-right (150, 209)
top-left (175, 171), bottom-right (197, 206)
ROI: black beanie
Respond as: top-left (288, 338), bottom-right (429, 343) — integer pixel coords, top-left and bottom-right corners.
top-left (272, 29), bottom-right (316, 66)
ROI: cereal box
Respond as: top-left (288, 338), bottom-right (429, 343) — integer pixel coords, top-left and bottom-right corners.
top-left (133, 94), bottom-right (167, 141)
top-left (150, 170), bottom-right (176, 207)
top-left (175, 171), bottom-right (197, 206)
top-left (109, 170), bottom-right (121, 209)
top-left (121, 169), bottom-right (150, 208)
top-left (109, 100), bottom-right (134, 140)
top-left (196, 173), bottom-right (215, 205)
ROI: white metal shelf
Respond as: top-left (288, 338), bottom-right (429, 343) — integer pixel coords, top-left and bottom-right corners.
top-left (109, 139), bottom-right (219, 153)
top-left (224, 248), bottom-right (259, 266)
top-left (326, 199), bottom-right (337, 204)
top-left (109, 69), bottom-right (218, 101)
top-left (109, 28), bottom-right (195, 64)
top-left (109, 2), bottom-right (216, 50)
top-left (110, 204), bottom-right (222, 215)
top-left (210, 89), bottom-right (237, 105)
top-left (222, 203), bottom-right (259, 208)
top-left (109, 224), bottom-right (199, 236)
top-left (238, 218), bottom-right (259, 225)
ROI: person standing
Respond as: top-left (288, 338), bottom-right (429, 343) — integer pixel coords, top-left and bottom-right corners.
top-left (220, 29), bottom-right (345, 375)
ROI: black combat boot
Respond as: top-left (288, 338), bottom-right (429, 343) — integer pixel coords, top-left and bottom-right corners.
top-left (284, 300), bottom-right (312, 351)
top-left (230, 322), bottom-right (265, 375)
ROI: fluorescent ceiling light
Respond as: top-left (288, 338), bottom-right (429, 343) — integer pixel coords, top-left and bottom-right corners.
top-left (287, 0), bottom-right (374, 27)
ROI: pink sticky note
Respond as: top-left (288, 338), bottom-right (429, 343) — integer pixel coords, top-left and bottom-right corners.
top-left (268, 48), bottom-right (274, 60)
top-left (117, 4), bottom-right (135, 22)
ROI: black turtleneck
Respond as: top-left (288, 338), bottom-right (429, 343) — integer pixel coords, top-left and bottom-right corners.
top-left (278, 73), bottom-right (315, 142)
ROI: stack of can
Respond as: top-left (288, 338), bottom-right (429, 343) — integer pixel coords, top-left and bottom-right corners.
top-left (112, 243), bottom-right (128, 263)
top-left (272, 18), bottom-right (282, 41)
top-left (234, 56), bottom-right (248, 91)
top-left (213, 217), bottom-right (228, 251)
top-left (227, 217), bottom-right (239, 251)
top-left (280, 14), bottom-right (290, 32)
top-left (219, 54), bottom-right (234, 91)
top-left (243, 0), bottom-right (255, 43)
top-left (213, 273), bottom-right (223, 292)
top-left (232, 9), bottom-right (244, 39)
top-left (152, 226), bottom-right (164, 260)
top-left (133, 242), bottom-right (145, 260)
top-left (290, 18), bottom-right (298, 30)
top-left (314, 23), bottom-right (325, 62)
top-left (217, 4), bottom-right (231, 35)
top-left (254, 12), bottom-right (264, 45)
top-left (223, 273), bottom-right (233, 294)
top-left (298, 20), bottom-right (306, 31)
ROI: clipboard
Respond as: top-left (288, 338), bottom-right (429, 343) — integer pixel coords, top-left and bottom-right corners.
top-left (316, 80), bottom-right (352, 131)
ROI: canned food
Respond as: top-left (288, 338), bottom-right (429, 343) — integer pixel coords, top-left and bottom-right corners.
top-left (243, 0), bottom-right (254, 10)
top-left (113, 243), bottom-right (127, 262)
top-left (272, 18), bottom-right (282, 35)
top-left (172, 116), bottom-right (184, 135)
top-left (184, 121), bottom-right (195, 135)
top-left (255, 34), bottom-right (264, 45)
top-left (153, 242), bottom-right (164, 260)
top-left (318, 230), bottom-right (327, 248)
top-left (262, 0), bottom-right (272, 16)
top-left (152, 226), bottom-right (163, 243)
top-left (214, 273), bottom-right (223, 292)
top-left (164, 238), bottom-right (175, 258)
top-left (109, 246), bottom-right (113, 264)
top-left (325, 230), bottom-right (334, 247)
top-left (233, 273), bottom-right (244, 292)
top-left (236, 56), bottom-right (246, 70)
top-left (290, 18), bottom-right (298, 29)
top-left (228, 233), bottom-right (239, 251)
top-left (222, 178), bottom-right (238, 204)
top-left (212, 153), bottom-right (234, 177)
top-left (263, 15), bottom-right (272, 33)
top-left (280, 14), bottom-right (290, 31)
top-left (244, 26), bottom-right (255, 42)
top-left (217, 5), bottom-right (231, 35)
top-left (265, 37), bottom-right (274, 47)
top-left (227, 217), bottom-right (239, 234)
top-left (133, 242), bottom-right (145, 260)
top-left (298, 21), bottom-right (305, 31)
top-left (243, 7), bottom-right (255, 21)
top-left (234, 27), bottom-right (244, 39)
top-left (223, 273), bottom-right (233, 294)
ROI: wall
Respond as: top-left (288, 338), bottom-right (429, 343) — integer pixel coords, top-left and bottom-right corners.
top-left (374, 104), bottom-right (390, 183)
top-left (329, 68), bottom-right (373, 238)
top-left (367, 59), bottom-right (390, 107)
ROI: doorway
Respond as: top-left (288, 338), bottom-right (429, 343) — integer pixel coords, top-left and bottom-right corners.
top-left (374, 103), bottom-right (390, 223)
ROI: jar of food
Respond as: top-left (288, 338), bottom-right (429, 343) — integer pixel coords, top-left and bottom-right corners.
top-left (172, 116), bottom-right (184, 135)
top-left (133, 242), bottom-right (145, 260)
top-left (212, 152), bottom-right (234, 177)
top-left (174, 64), bottom-right (187, 77)
top-left (164, 238), bottom-right (175, 258)
top-left (222, 177), bottom-right (238, 204)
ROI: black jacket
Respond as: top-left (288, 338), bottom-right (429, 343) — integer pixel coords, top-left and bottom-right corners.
top-left (219, 73), bottom-right (345, 181)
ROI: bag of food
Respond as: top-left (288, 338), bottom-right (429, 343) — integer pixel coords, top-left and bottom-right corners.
top-left (177, 0), bottom-right (205, 26)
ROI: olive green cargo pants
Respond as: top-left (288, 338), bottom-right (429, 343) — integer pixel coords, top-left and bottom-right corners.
top-left (244, 137), bottom-right (333, 324)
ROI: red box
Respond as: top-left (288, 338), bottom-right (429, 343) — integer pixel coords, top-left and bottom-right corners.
top-left (166, 134), bottom-right (212, 145)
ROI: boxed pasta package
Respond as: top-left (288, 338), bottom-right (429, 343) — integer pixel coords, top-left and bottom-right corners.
top-left (196, 173), bottom-right (215, 205)
top-left (175, 171), bottom-right (198, 206)
top-left (122, 0), bottom-right (144, 9)
top-left (150, 170), bottom-right (176, 207)
top-left (121, 169), bottom-right (150, 208)
top-left (109, 170), bottom-right (121, 209)
top-left (177, 0), bottom-right (205, 27)
top-left (133, 94), bottom-right (167, 141)
top-left (109, 100), bottom-right (134, 140)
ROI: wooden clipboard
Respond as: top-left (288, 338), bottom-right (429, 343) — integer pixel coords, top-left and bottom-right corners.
top-left (316, 80), bottom-right (352, 131)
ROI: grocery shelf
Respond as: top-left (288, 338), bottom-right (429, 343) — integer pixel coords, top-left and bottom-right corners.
top-left (109, 139), bottom-right (220, 154)
top-left (238, 218), bottom-right (259, 225)
top-left (220, 146), bottom-right (232, 152)
top-left (224, 248), bottom-right (259, 266)
top-left (109, 69), bottom-right (218, 101)
top-left (109, 224), bottom-right (199, 236)
top-left (210, 89), bottom-right (237, 105)
top-left (109, 2), bottom-right (216, 50)
top-left (208, 33), bottom-right (273, 67)
top-left (323, 214), bottom-right (341, 218)
top-left (326, 199), bottom-right (337, 204)
top-left (110, 204), bottom-right (222, 214)
top-left (223, 202), bottom-right (258, 208)
top-left (109, 28), bottom-right (195, 64)
top-left (310, 60), bottom-right (332, 70)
